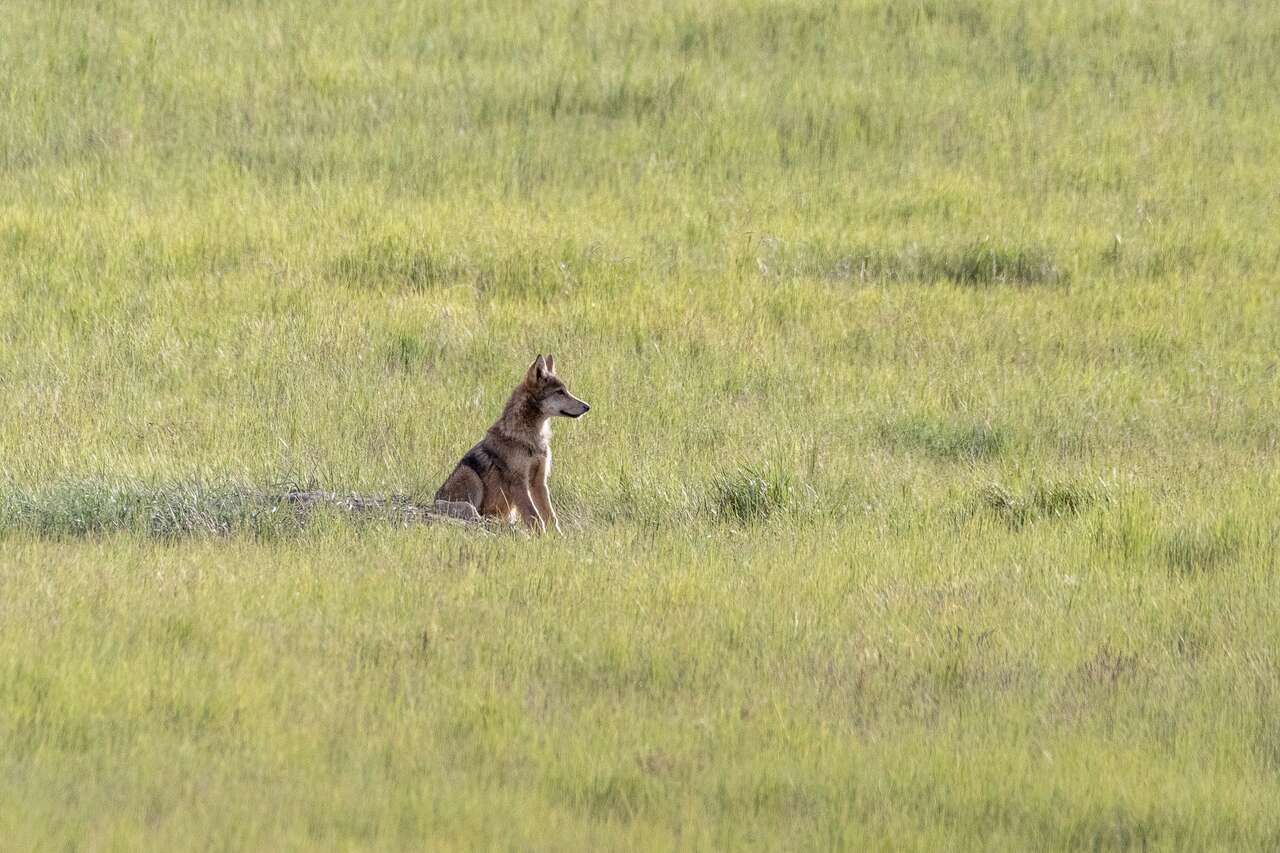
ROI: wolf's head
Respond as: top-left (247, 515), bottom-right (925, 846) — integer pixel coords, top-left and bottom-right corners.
top-left (523, 354), bottom-right (590, 419)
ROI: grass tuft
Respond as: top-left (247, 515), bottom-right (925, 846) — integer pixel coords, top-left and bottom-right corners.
top-left (978, 480), bottom-right (1110, 529)
top-left (1157, 520), bottom-right (1242, 576)
top-left (878, 417), bottom-right (1008, 461)
top-left (329, 238), bottom-right (455, 291)
top-left (331, 240), bottom-right (633, 297)
top-left (706, 467), bottom-right (797, 525)
top-left (382, 332), bottom-right (443, 373)
top-left (760, 240), bottom-right (1066, 286)
top-left (1094, 505), bottom-right (1248, 575)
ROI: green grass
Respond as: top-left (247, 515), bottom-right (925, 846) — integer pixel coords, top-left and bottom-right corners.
top-left (2, 0), bottom-right (1280, 848)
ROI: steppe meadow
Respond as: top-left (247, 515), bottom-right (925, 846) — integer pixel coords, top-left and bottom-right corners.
top-left (2, 1), bottom-right (1278, 848)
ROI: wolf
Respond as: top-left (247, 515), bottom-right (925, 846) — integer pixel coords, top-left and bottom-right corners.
top-left (434, 355), bottom-right (589, 533)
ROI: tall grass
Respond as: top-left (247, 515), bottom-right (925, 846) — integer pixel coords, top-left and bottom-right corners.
top-left (2, 0), bottom-right (1280, 848)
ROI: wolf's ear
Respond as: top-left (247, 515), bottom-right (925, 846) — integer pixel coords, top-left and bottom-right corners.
top-left (545, 354), bottom-right (555, 374)
top-left (525, 354), bottom-right (548, 385)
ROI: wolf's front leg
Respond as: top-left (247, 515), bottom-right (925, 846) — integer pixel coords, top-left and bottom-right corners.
top-left (536, 493), bottom-right (560, 535)
top-left (530, 459), bottom-right (561, 534)
top-left (512, 488), bottom-right (546, 534)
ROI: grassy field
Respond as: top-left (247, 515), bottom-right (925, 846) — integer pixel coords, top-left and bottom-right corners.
top-left (2, 0), bottom-right (1279, 848)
